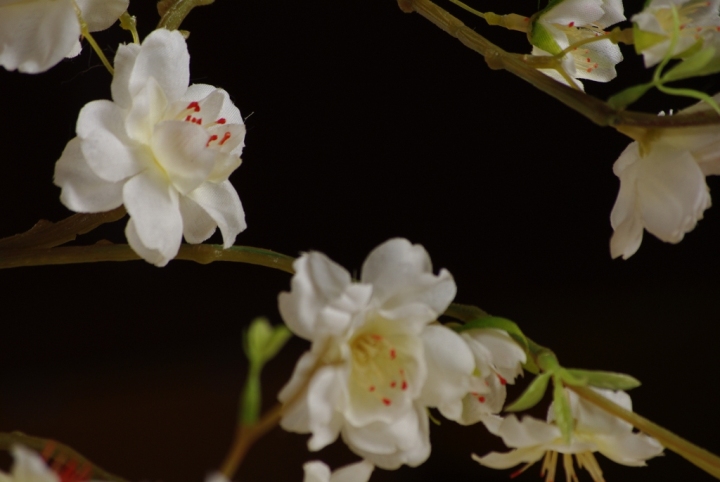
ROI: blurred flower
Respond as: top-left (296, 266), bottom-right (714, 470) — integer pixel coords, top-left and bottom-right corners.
top-left (633, 0), bottom-right (720, 67)
top-left (0, 446), bottom-right (60, 482)
top-left (530, 0), bottom-right (625, 89)
top-left (54, 29), bottom-right (247, 266)
top-left (610, 102), bottom-right (720, 259)
top-left (473, 389), bottom-right (663, 482)
top-left (302, 460), bottom-right (374, 482)
top-left (277, 238), bottom-right (472, 469)
top-left (0, 0), bottom-right (128, 73)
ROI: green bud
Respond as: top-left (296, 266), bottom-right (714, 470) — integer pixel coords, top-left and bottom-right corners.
top-left (564, 369), bottom-right (641, 390)
top-left (662, 46), bottom-right (720, 82)
top-left (244, 317), bottom-right (292, 366)
top-left (608, 82), bottom-right (655, 110)
top-left (552, 376), bottom-right (574, 444)
top-left (506, 372), bottom-right (551, 412)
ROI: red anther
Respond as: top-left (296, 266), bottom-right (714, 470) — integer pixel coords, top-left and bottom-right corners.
top-left (587, 68), bottom-right (593, 72)
top-left (478, 396), bottom-right (486, 403)
top-left (390, 381), bottom-right (397, 388)
top-left (206, 134), bottom-right (218, 147)
top-left (401, 381), bottom-right (407, 390)
top-left (216, 118), bottom-right (226, 124)
top-left (370, 334), bottom-right (382, 341)
top-left (568, 21), bottom-right (574, 27)
top-left (390, 349), bottom-right (396, 360)
top-left (497, 374), bottom-right (507, 385)
top-left (697, 26), bottom-right (703, 31)
top-left (369, 385), bottom-right (376, 392)
top-left (382, 398), bottom-right (392, 406)
top-left (586, 57), bottom-right (591, 62)
top-left (187, 101), bottom-right (201, 112)
top-left (185, 115), bottom-right (192, 122)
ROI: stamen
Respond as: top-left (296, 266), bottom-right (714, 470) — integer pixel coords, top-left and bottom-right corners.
top-left (206, 134), bottom-right (218, 147)
top-left (187, 101), bottom-right (201, 112)
top-left (216, 118), bottom-right (227, 124)
top-left (219, 132), bottom-right (232, 145)
top-left (382, 398), bottom-right (392, 405)
top-left (562, 454), bottom-right (578, 482)
top-left (510, 462), bottom-right (535, 479)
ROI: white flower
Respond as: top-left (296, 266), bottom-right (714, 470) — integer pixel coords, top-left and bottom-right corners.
top-left (0, 446), bottom-right (60, 482)
top-left (457, 328), bottom-right (526, 424)
top-left (531, 0), bottom-right (625, 89)
top-left (54, 29), bottom-right (247, 266)
top-left (277, 238), bottom-right (474, 469)
top-left (633, 0), bottom-right (720, 67)
top-left (0, 0), bottom-right (128, 73)
top-left (302, 460), bottom-right (374, 482)
top-left (610, 104), bottom-right (720, 259)
top-left (473, 389), bottom-right (664, 482)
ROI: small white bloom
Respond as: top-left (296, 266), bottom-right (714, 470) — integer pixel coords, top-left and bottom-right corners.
top-left (0, 446), bottom-right (59, 482)
top-left (54, 29), bottom-right (247, 266)
top-left (633, 0), bottom-right (720, 67)
top-left (473, 389), bottom-right (663, 482)
top-left (303, 460), bottom-right (374, 482)
top-left (0, 0), bottom-right (128, 73)
top-left (457, 328), bottom-right (526, 424)
top-left (610, 101), bottom-right (720, 259)
top-left (531, 0), bottom-right (625, 89)
top-left (278, 238), bottom-right (473, 469)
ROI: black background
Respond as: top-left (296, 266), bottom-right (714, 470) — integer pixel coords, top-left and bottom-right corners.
top-left (1, 0), bottom-right (720, 481)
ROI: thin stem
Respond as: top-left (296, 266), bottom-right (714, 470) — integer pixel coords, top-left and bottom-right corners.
top-left (0, 244), bottom-right (296, 273)
top-left (556, 31), bottom-right (611, 59)
top-left (569, 385), bottom-right (720, 479)
top-left (157, 0), bottom-right (216, 31)
top-left (72, 0), bottom-right (114, 75)
top-left (396, 0), bottom-right (720, 128)
top-left (446, 0), bottom-right (485, 19)
top-left (0, 431), bottom-right (128, 482)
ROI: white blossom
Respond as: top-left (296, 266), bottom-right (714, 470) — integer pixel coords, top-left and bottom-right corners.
top-left (633, 0), bottom-right (720, 67)
top-left (277, 238), bottom-right (474, 469)
top-left (0, 446), bottom-right (60, 482)
top-left (0, 0), bottom-right (128, 73)
top-left (54, 29), bottom-right (247, 266)
top-left (456, 328), bottom-right (526, 424)
top-left (473, 389), bottom-right (663, 482)
top-left (610, 103), bottom-right (720, 259)
top-left (302, 460), bottom-right (374, 482)
top-left (531, 0), bottom-right (625, 89)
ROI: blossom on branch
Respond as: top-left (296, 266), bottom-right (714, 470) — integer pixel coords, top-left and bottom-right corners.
top-left (54, 29), bottom-right (247, 266)
top-left (0, 446), bottom-right (60, 482)
top-left (302, 460), bottom-right (374, 482)
top-left (473, 389), bottom-right (663, 482)
top-left (0, 0), bottom-right (128, 73)
top-left (530, 0), bottom-right (625, 89)
top-left (633, 0), bottom-right (720, 67)
top-left (277, 238), bottom-right (475, 469)
top-left (610, 102), bottom-right (720, 259)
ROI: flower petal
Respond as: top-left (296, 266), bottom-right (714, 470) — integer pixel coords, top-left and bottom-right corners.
top-left (10, 446), bottom-right (59, 482)
top-left (125, 77), bottom-right (169, 145)
top-left (330, 460), bottom-right (374, 482)
top-left (178, 194), bottom-right (217, 244)
top-left (127, 29), bottom-right (189, 102)
top-left (54, 137), bottom-right (124, 213)
top-left (595, 432), bottom-right (664, 466)
top-left (111, 43), bottom-right (142, 109)
top-left (185, 181), bottom-right (246, 247)
top-left (303, 461), bottom-right (331, 482)
top-left (472, 446), bottom-right (548, 470)
top-left (74, 0), bottom-right (128, 31)
top-left (306, 366), bottom-right (345, 451)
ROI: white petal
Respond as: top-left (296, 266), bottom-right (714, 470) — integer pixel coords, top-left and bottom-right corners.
top-left (472, 446), bottom-right (548, 470)
top-left (178, 194), bottom-right (217, 244)
top-left (595, 432), bottom-right (664, 466)
top-left (125, 77), bottom-right (169, 145)
top-left (122, 170), bottom-right (182, 266)
top-left (597, 0), bottom-right (626, 26)
top-left (127, 29), bottom-right (189, 102)
top-left (419, 324), bottom-right (475, 421)
top-left (111, 43), bottom-right (142, 109)
top-left (204, 472), bottom-right (229, 482)
top-left (542, 0), bottom-right (605, 30)
top-left (572, 39), bottom-right (623, 83)
top-left (307, 366), bottom-right (345, 451)
top-left (186, 181), bottom-right (246, 247)
top-left (570, 389), bottom-right (633, 434)
top-left (495, 415), bottom-right (561, 448)
top-left (77, 100), bottom-right (144, 182)
top-left (330, 460), bottom-right (374, 482)
top-left (10, 446), bottom-right (59, 482)
top-left (278, 351), bottom-right (317, 432)
top-left (0, 0), bottom-right (79, 73)
top-left (54, 137), bottom-right (124, 213)
top-left (303, 461), bottom-right (331, 482)
top-left (151, 120), bottom-right (217, 194)
top-left (75, 0), bottom-right (128, 31)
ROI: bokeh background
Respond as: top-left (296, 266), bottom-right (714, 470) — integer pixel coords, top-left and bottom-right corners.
top-left (2, 0), bottom-right (720, 481)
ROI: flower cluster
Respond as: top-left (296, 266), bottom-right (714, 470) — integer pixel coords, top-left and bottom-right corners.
top-left (474, 388), bottom-right (664, 482)
top-left (54, 29), bottom-right (247, 266)
top-left (276, 238), bottom-right (526, 469)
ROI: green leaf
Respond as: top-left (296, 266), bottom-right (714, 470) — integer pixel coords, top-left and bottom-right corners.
top-left (530, 22), bottom-right (562, 55)
top-left (505, 372), bottom-right (551, 412)
top-left (564, 369), bottom-right (641, 390)
top-left (608, 82), bottom-right (655, 110)
top-left (662, 47), bottom-right (720, 82)
top-left (552, 376), bottom-right (574, 444)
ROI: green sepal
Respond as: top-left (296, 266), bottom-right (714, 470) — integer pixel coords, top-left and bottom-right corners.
top-left (557, 367), bottom-right (588, 386)
top-left (564, 369), bottom-right (641, 390)
top-left (607, 82), bottom-right (654, 109)
top-left (662, 46), bottom-right (720, 82)
top-left (552, 375), bottom-right (574, 444)
top-left (633, 23), bottom-right (666, 55)
top-left (505, 372), bottom-right (551, 412)
top-left (530, 21), bottom-right (562, 54)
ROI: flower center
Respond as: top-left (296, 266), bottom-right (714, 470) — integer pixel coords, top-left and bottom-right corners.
top-left (350, 332), bottom-right (408, 406)
top-left (177, 101), bottom-right (233, 147)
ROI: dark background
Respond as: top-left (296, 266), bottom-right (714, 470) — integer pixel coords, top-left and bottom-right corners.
top-left (1, 0), bottom-right (720, 481)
